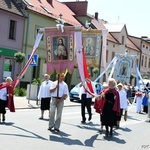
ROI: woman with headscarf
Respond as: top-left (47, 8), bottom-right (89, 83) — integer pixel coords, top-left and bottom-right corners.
top-left (95, 78), bottom-right (120, 137)
top-left (0, 77), bottom-right (15, 122)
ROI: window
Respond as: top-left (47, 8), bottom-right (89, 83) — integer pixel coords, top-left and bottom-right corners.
top-left (106, 50), bottom-right (108, 62)
top-left (35, 26), bottom-right (43, 40)
top-left (112, 51), bottom-right (115, 60)
top-left (41, 6), bottom-right (52, 15)
top-left (122, 36), bottom-right (124, 45)
top-left (9, 20), bottom-right (17, 40)
top-left (3, 58), bottom-right (12, 80)
top-left (142, 55), bottom-right (144, 66)
top-left (145, 56), bottom-right (147, 67)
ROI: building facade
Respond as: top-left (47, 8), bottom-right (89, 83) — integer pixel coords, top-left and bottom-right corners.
top-left (0, 0), bottom-right (25, 82)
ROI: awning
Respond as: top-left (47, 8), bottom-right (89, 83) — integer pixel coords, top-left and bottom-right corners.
top-left (0, 47), bottom-right (17, 57)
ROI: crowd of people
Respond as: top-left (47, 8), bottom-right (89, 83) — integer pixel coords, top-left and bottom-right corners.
top-left (0, 75), bottom-right (150, 138)
top-left (94, 79), bottom-right (150, 137)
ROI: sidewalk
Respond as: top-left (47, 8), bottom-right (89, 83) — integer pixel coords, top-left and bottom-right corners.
top-left (14, 96), bottom-right (80, 109)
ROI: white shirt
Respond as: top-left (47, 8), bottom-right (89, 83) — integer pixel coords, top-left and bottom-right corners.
top-left (50, 80), bottom-right (69, 98)
top-left (78, 82), bottom-right (96, 99)
top-left (37, 80), bottom-right (53, 99)
top-left (0, 88), bottom-right (7, 101)
top-left (148, 93), bottom-right (150, 102)
top-left (118, 89), bottom-right (128, 110)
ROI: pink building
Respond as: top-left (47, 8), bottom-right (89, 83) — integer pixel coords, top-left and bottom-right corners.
top-left (0, 0), bottom-right (25, 82)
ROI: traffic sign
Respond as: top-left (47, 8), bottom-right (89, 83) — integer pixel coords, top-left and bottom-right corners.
top-left (27, 54), bottom-right (38, 66)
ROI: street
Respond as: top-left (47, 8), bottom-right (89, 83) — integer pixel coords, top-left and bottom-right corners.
top-left (0, 103), bottom-right (150, 150)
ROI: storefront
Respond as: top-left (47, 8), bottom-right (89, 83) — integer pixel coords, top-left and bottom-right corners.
top-left (0, 47), bottom-right (18, 82)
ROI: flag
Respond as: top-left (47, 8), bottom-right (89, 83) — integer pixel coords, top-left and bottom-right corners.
top-left (75, 28), bottom-right (94, 96)
top-left (13, 32), bottom-right (43, 88)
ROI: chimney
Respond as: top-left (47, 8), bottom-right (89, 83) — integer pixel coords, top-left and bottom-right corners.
top-left (47, 0), bottom-right (53, 5)
top-left (95, 12), bottom-right (98, 20)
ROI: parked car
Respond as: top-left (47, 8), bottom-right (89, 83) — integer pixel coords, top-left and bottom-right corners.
top-left (69, 82), bottom-right (102, 102)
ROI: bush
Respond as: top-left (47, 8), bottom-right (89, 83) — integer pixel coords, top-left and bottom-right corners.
top-left (14, 88), bottom-right (26, 96)
top-left (14, 52), bottom-right (25, 63)
top-left (92, 67), bottom-right (99, 74)
top-left (31, 78), bottom-right (43, 85)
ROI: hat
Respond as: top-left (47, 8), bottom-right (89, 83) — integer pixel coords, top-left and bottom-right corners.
top-left (102, 82), bottom-right (108, 88)
top-left (44, 74), bottom-right (50, 77)
top-left (117, 83), bottom-right (123, 87)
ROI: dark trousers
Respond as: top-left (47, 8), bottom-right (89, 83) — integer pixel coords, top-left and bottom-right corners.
top-left (81, 94), bottom-right (92, 121)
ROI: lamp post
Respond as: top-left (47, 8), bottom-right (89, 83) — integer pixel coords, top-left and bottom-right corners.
top-left (139, 36), bottom-right (148, 71)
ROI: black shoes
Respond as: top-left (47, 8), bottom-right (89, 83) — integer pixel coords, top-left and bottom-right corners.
top-left (39, 117), bottom-right (43, 120)
top-left (81, 115), bottom-right (92, 123)
top-left (2, 115), bottom-right (5, 122)
top-left (105, 131), bottom-right (113, 137)
top-left (99, 129), bottom-right (103, 134)
top-left (81, 120), bottom-right (86, 124)
top-left (48, 127), bottom-right (53, 131)
top-left (54, 128), bottom-right (60, 132)
top-left (88, 115), bottom-right (92, 121)
top-left (48, 127), bottom-right (60, 132)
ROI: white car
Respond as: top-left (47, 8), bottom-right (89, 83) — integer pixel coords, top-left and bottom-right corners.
top-left (69, 82), bottom-right (102, 102)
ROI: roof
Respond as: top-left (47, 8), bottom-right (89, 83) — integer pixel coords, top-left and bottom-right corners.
top-left (24, 0), bottom-right (81, 26)
top-left (126, 38), bottom-right (140, 51)
top-left (103, 23), bottom-right (125, 33)
top-left (91, 17), bottom-right (119, 44)
top-left (62, 1), bottom-right (88, 16)
top-left (0, 0), bottom-right (24, 16)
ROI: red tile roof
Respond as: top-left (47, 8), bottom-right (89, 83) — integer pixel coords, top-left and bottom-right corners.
top-left (62, 1), bottom-right (88, 16)
top-left (24, 0), bottom-right (81, 26)
top-left (0, 0), bottom-right (24, 16)
top-left (126, 38), bottom-right (140, 51)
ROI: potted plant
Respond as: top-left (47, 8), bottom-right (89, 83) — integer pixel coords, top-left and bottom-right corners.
top-left (26, 78), bottom-right (43, 100)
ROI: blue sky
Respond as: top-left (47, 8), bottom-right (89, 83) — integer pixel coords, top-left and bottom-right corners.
top-left (59, 0), bottom-right (150, 38)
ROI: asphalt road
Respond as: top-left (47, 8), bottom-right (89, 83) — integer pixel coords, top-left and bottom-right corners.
top-left (0, 104), bottom-right (150, 150)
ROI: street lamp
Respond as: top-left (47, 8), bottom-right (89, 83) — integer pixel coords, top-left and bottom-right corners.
top-left (139, 36), bottom-right (148, 71)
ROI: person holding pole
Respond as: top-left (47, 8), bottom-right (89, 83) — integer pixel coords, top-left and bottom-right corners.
top-left (48, 73), bottom-right (69, 132)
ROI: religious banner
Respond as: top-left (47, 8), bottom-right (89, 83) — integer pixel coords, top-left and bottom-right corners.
top-left (45, 26), bottom-right (75, 74)
top-left (81, 30), bottom-right (102, 67)
top-left (115, 55), bottom-right (132, 84)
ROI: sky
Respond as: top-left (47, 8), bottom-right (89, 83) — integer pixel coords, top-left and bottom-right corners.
top-left (59, 0), bottom-right (150, 38)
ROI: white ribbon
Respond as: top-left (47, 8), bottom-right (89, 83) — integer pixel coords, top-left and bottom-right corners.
top-left (56, 24), bottom-right (64, 33)
top-left (108, 56), bottom-right (118, 80)
top-left (94, 55), bottom-right (118, 82)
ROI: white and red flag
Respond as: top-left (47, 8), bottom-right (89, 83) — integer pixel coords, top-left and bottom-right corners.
top-left (13, 32), bottom-right (43, 88)
top-left (75, 29), bottom-right (94, 96)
